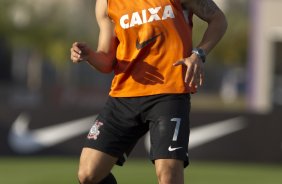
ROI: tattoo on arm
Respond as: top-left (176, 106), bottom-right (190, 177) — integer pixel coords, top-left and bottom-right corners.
top-left (193, 0), bottom-right (220, 20)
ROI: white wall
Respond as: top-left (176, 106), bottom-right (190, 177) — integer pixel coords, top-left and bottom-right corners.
top-left (248, 0), bottom-right (282, 113)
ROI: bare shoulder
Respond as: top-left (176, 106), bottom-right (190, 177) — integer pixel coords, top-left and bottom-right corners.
top-left (184, 0), bottom-right (222, 21)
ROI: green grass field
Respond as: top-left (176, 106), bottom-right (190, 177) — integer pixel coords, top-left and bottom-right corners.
top-left (0, 157), bottom-right (282, 184)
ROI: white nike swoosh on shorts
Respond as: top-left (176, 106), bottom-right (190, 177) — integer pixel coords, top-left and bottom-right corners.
top-left (168, 146), bottom-right (183, 151)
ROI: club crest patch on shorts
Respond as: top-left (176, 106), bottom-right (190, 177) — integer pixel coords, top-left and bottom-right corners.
top-left (87, 120), bottom-right (104, 140)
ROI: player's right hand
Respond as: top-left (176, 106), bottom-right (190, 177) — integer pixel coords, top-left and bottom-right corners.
top-left (70, 42), bottom-right (91, 63)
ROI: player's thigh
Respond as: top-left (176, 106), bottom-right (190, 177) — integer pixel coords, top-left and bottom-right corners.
top-left (148, 94), bottom-right (190, 166)
top-left (154, 159), bottom-right (184, 183)
top-left (78, 147), bottom-right (118, 180)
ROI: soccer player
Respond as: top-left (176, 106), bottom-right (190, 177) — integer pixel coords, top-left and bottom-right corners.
top-left (70, 0), bottom-right (227, 183)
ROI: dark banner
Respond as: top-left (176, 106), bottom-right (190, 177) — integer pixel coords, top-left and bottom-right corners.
top-left (1, 106), bottom-right (282, 163)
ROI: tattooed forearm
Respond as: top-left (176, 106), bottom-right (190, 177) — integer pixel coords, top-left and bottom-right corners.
top-left (190, 0), bottom-right (220, 20)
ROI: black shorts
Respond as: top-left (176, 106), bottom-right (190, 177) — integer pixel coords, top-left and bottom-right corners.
top-left (84, 94), bottom-right (191, 167)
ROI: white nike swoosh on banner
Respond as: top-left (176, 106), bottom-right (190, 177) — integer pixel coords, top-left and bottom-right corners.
top-left (145, 116), bottom-right (247, 152)
top-left (189, 116), bottom-right (247, 149)
top-left (8, 113), bottom-right (97, 154)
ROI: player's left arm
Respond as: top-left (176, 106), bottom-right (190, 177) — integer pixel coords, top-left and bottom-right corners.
top-left (174, 0), bottom-right (227, 87)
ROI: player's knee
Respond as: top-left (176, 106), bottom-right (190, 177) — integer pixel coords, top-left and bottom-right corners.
top-left (156, 170), bottom-right (174, 184)
top-left (157, 170), bottom-right (183, 184)
top-left (78, 167), bottom-right (99, 184)
top-left (155, 160), bottom-right (184, 184)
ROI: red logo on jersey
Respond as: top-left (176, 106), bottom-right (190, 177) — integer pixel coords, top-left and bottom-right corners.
top-left (87, 120), bottom-right (104, 140)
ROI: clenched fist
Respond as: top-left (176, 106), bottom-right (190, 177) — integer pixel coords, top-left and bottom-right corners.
top-left (70, 42), bottom-right (91, 63)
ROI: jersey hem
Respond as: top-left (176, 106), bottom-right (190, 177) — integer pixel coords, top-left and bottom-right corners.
top-left (109, 91), bottom-right (194, 98)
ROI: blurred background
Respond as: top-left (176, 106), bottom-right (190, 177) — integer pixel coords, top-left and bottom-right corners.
top-left (0, 0), bottom-right (282, 183)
